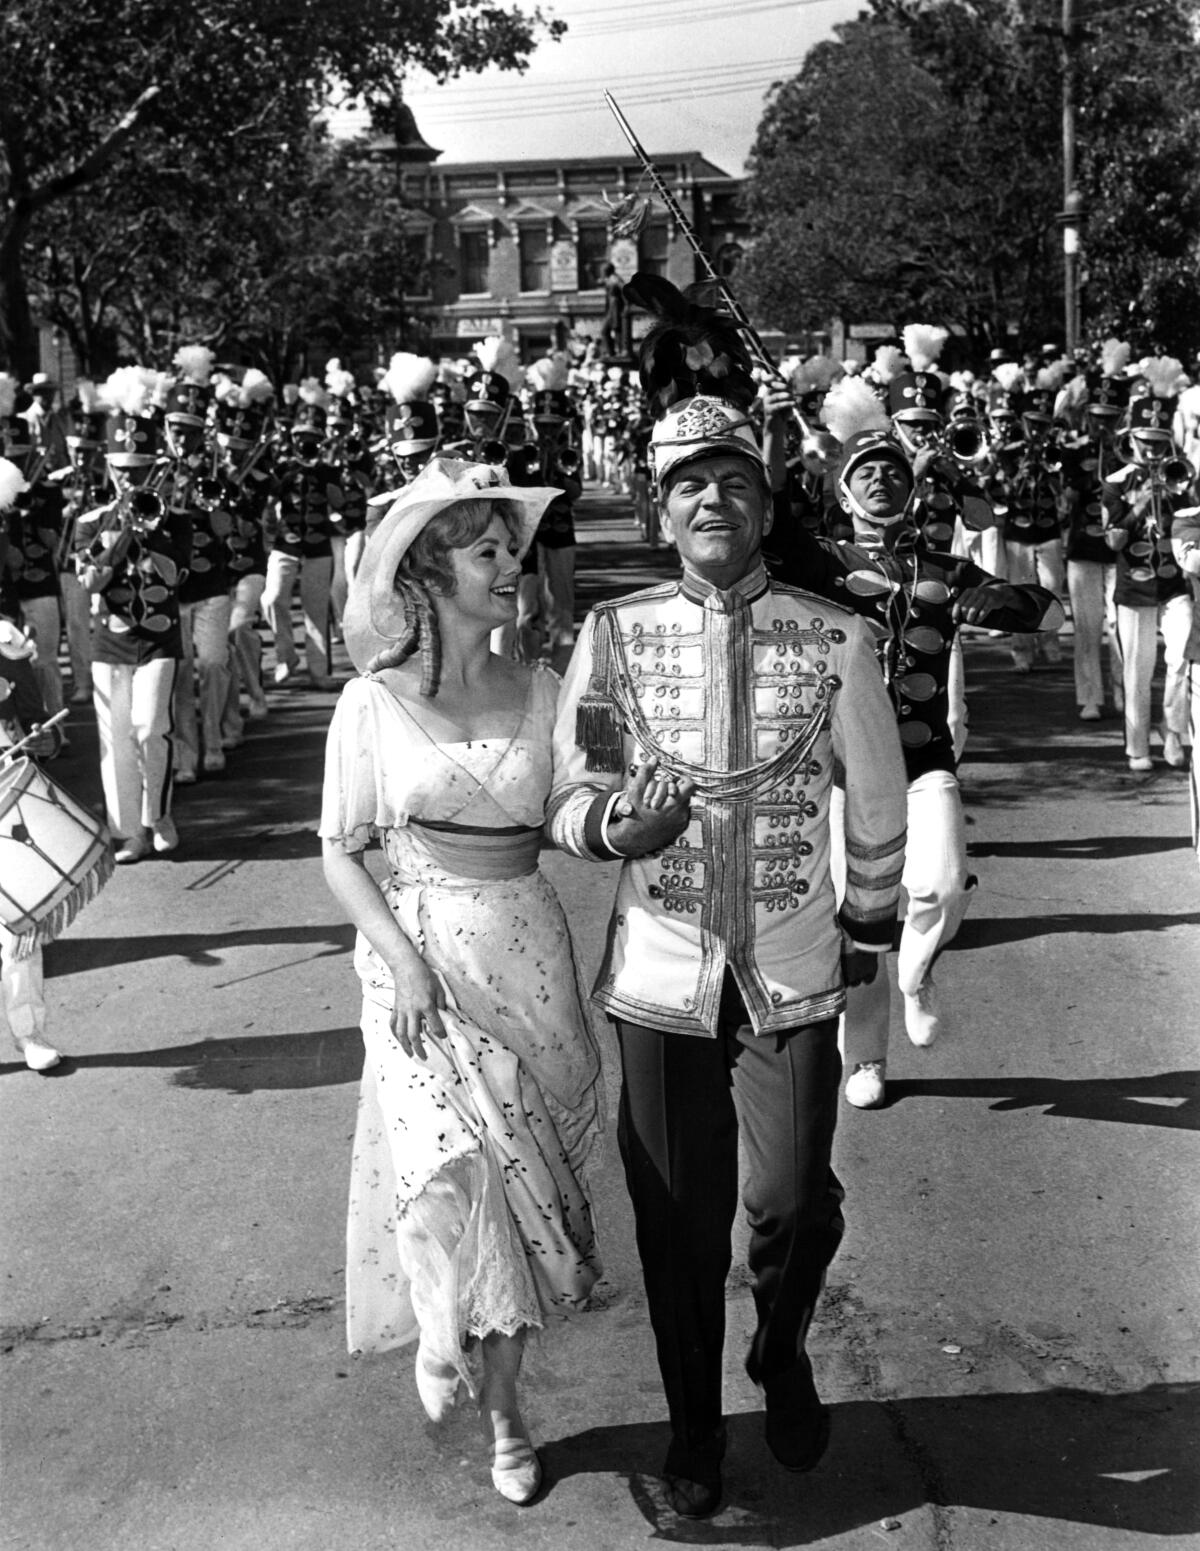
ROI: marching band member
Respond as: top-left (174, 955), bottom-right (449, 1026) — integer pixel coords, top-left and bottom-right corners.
top-left (522, 359), bottom-right (581, 655)
top-left (991, 365), bottom-right (1071, 671)
top-left (57, 384), bottom-right (110, 705)
top-left (162, 347), bottom-right (233, 780)
top-left (324, 359), bottom-right (368, 631)
top-left (1103, 359), bottom-right (1195, 772)
top-left (374, 352), bottom-right (441, 538)
top-left (775, 374), bottom-right (1064, 1109)
top-left (76, 368), bottom-right (189, 863)
top-left (1058, 340), bottom-right (1130, 719)
top-left (1169, 494), bottom-right (1200, 865)
top-left (549, 275), bottom-right (908, 1517)
top-left (262, 381), bottom-right (345, 690)
top-left (1, 375), bottom-right (67, 722)
top-left (214, 369), bottom-right (276, 735)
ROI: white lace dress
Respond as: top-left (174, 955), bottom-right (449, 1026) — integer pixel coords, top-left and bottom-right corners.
top-left (319, 664), bottom-right (604, 1389)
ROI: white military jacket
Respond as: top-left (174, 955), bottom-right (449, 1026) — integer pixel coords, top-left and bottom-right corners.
top-left (548, 563), bottom-right (908, 1037)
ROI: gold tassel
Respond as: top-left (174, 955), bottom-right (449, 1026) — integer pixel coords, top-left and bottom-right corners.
top-left (575, 607), bottom-right (626, 772)
top-left (576, 694), bottom-right (626, 773)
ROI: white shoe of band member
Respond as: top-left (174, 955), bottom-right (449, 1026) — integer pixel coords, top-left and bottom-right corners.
top-left (844, 1060), bottom-right (886, 1109)
top-left (1163, 732), bottom-right (1186, 769)
top-left (904, 978), bottom-right (944, 1047)
top-left (1128, 755), bottom-right (1153, 773)
top-left (1079, 703), bottom-right (1102, 721)
top-left (152, 816), bottom-right (179, 854)
top-left (15, 1036), bottom-right (61, 1072)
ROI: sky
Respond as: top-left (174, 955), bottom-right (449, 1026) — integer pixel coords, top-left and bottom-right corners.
top-left (328, 0), bottom-right (865, 176)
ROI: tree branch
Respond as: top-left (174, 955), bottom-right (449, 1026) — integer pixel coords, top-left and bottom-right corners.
top-left (26, 85), bottom-right (163, 214)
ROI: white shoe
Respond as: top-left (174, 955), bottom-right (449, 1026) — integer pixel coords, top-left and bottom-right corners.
top-left (904, 979), bottom-right (944, 1047)
top-left (115, 832), bottom-right (152, 865)
top-left (247, 698), bottom-right (268, 720)
top-left (152, 816), bottom-right (179, 854)
top-left (1079, 703), bottom-right (1102, 722)
top-left (1163, 732), bottom-right (1186, 769)
top-left (845, 1059), bottom-right (886, 1109)
top-left (273, 662), bottom-right (292, 685)
top-left (414, 1341), bottom-right (459, 1423)
top-left (1128, 755), bottom-right (1153, 773)
top-left (15, 1035), bottom-right (61, 1072)
top-left (203, 751), bottom-right (226, 774)
top-left (490, 1436), bottom-right (542, 1506)
top-left (174, 768), bottom-right (197, 786)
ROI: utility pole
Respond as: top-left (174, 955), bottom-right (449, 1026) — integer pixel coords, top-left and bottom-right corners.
top-left (1060, 0), bottom-right (1084, 354)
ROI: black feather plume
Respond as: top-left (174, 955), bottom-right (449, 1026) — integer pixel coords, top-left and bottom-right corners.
top-left (624, 272), bottom-right (757, 416)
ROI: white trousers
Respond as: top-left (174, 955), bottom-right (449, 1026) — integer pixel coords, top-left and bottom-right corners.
top-left (174, 595), bottom-right (233, 775)
top-left (1066, 560), bottom-right (1120, 709)
top-left (0, 930), bottom-right (45, 1045)
top-left (1005, 539), bottom-right (1065, 666)
top-left (92, 658), bottom-right (177, 839)
top-left (1115, 594), bottom-right (1193, 759)
top-left (832, 769), bottom-right (975, 1067)
top-left (262, 551), bottom-right (331, 681)
top-left (223, 573), bottom-right (267, 740)
top-left (1189, 663), bottom-right (1200, 869)
top-left (60, 570), bottom-right (93, 693)
top-left (21, 594), bottom-right (64, 718)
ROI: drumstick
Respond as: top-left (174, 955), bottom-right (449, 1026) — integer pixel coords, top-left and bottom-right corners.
top-left (0, 708), bottom-right (70, 764)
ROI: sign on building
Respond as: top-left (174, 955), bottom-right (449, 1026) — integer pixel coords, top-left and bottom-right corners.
top-left (609, 238), bottom-right (638, 283)
top-left (550, 239), bottom-right (579, 292)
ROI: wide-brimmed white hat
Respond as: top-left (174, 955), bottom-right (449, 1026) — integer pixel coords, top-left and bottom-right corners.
top-left (343, 456), bottom-right (561, 673)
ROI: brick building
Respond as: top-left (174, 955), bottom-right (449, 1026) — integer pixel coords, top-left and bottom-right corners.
top-left (359, 141), bottom-right (750, 361)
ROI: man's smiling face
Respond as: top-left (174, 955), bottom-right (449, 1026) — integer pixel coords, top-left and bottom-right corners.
top-left (660, 454), bottom-right (771, 587)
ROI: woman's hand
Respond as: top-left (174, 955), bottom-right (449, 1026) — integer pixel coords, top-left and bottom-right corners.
top-left (389, 945), bottom-right (448, 1061)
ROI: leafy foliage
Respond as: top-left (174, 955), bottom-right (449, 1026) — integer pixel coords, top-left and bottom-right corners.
top-left (0, 0), bottom-right (562, 374)
top-left (741, 0), bottom-right (1200, 359)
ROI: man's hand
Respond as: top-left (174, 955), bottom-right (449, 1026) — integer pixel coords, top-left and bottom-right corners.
top-left (953, 582), bottom-right (1018, 627)
top-left (841, 947), bottom-right (880, 987)
top-left (608, 759), bottom-right (695, 858)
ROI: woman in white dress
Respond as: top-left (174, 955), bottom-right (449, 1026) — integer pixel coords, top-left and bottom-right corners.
top-left (320, 459), bottom-right (605, 1506)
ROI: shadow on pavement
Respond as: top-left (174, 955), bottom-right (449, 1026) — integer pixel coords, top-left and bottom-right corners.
top-left (44, 923), bottom-right (354, 976)
top-left (949, 910), bottom-right (1200, 947)
top-left (882, 1071), bottom-right (1200, 1129)
top-left (969, 834), bottom-right (1189, 860)
top-left (0, 1025), bottom-right (364, 1092)
top-left (543, 1383), bottom-right (1198, 1544)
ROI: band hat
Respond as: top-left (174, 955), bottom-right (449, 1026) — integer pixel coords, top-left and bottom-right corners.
top-left (343, 456), bottom-right (562, 674)
top-left (385, 399), bottom-right (440, 457)
top-left (649, 394), bottom-right (765, 487)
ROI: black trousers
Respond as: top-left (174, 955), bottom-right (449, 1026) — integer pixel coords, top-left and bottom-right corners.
top-left (615, 977), bottom-right (843, 1469)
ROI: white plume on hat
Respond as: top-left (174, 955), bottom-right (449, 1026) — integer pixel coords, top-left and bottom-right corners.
top-left (901, 325), bottom-right (948, 373)
top-left (474, 335), bottom-right (522, 388)
top-left (239, 369), bottom-right (274, 406)
top-left (992, 362), bottom-right (1025, 393)
top-left (789, 355), bottom-right (842, 395)
top-left (0, 372), bottom-right (18, 419)
top-left (101, 366), bottom-right (158, 417)
top-left (325, 358), bottom-right (357, 399)
top-left (282, 383), bottom-right (300, 406)
top-left (172, 345), bottom-right (216, 385)
top-left (949, 370), bottom-right (976, 391)
top-left (1100, 339), bottom-right (1131, 379)
top-left (821, 376), bottom-right (891, 444)
top-left (75, 379), bottom-right (105, 413)
top-left (380, 352), bottom-right (438, 405)
top-left (1037, 360), bottom-right (1072, 393)
top-left (868, 345), bottom-right (906, 384)
top-left (1141, 357), bottom-right (1185, 397)
top-left (527, 352), bottom-right (570, 393)
top-left (0, 456), bottom-right (29, 512)
top-left (297, 378), bottom-right (328, 408)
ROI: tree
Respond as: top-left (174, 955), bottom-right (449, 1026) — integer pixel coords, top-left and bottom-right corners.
top-left (0, 0), bottom-right (563, 376)
top-left (740, 0), bottom-right (1200, 358)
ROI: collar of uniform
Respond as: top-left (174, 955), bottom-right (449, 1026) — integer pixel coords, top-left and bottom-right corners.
top-left (680, 559), bottom-right (769, 612)
top-left (853, 526), bottom-right (919, 557)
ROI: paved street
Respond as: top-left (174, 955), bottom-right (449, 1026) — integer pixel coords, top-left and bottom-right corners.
top-left (2, 488), bottom-right (1198, 1551)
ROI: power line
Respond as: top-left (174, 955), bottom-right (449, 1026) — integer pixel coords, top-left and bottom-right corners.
top-left (401, 59), bottom-right (799, 110)
top-left (412, 76), bottom-right (788, 124)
